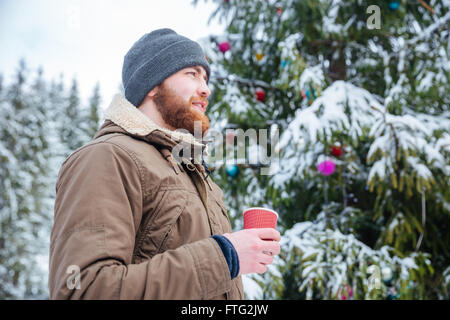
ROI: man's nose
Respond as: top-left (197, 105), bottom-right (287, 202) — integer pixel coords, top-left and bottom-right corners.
top-left (198, 79), bottom-right (211, 98)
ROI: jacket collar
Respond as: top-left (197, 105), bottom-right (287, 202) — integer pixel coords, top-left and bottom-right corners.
top-left (97, 94), bottom-right (213, 191)
top-left (101, 94), bottom-right (207, 154)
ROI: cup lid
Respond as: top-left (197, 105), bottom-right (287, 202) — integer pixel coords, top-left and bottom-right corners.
top-left (243, 207), bottom-right (279, 218)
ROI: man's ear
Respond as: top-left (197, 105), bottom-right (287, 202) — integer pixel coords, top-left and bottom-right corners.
top-left (147, 86), bottom-right (159, 99)
top-left (138, 86), bottom-right (159, 109)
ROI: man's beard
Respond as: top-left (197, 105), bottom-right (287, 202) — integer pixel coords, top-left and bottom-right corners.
top-left (153, 83), bottom-right (210, 137)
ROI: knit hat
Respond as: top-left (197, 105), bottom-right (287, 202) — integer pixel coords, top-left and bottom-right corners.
top-left (122, 28), bottom-right (211, 107)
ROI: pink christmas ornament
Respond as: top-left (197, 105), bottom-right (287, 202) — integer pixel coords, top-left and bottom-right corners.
top-left (339, 284), bottom-right (353, 300)
top-left (218, 41), bottom-right (230, 53)
top-left (317, 160), bottom-right (336, 176)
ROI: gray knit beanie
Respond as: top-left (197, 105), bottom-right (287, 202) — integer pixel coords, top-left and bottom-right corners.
top-left (122, 28), bottom-right (211, 107)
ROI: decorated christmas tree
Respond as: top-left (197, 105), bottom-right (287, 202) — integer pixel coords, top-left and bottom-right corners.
top-left (195, 0), bottom-right (449, 299)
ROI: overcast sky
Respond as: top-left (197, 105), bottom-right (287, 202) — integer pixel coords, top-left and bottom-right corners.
top-left (0, 0), bottom-right (225, 108)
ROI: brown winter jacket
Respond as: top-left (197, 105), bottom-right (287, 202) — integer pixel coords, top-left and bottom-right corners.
top-left (49, 94), bottom-right (244, 300)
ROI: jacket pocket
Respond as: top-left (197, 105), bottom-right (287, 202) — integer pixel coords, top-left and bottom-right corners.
top-left (160, 190), bottom-right (213, 252)
top-left (156, 222), bottom-right (176, 254)
top-left (136, 188), bottom-right (188, 259)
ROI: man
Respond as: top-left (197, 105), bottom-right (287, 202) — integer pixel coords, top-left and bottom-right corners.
top-left (49, 28), bottom-right (280, 300)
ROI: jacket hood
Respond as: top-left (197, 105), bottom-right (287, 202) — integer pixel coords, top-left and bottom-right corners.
top-left (95, 94), bottom-right (208, 157)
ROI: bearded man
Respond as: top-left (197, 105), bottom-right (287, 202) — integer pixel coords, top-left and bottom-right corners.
top-left (49, 28), bottom-right (280, 300)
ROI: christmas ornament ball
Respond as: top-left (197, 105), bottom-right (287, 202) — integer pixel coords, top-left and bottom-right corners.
top-left (388, 1), bottom-right (400, 11)
top-left (225, 164), bottom-right (239, 177)
top-left (281, 59), bottom-right (292, 68)
top-left (382, 267), bottom-right (393, 280)
top-left (306, 89), bottom-right (311, 100)
top-left (331, 146), bottom-right (342, 157)
top-left (382, 267), bottom-right (394, 283)
top-left (218, 41), bottom-right (231, 53)
top-left (317, 160), bottom-right (336, 176)
top-left (340, 284), bottom-right (353, 300)
top-left (256, 52), bottom-right (264, 61)
top-left (276, 6), bottom-right (282, 15)
top-left (255, 88), bottom-right (266, 102)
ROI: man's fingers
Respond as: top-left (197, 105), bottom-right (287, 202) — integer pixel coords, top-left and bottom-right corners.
top-left (256, 264), bottom-right (267, 274)
top-left (258, 253), bottom-right (274, 265)
top-left (263, 241), bottom-right (281, 255)
top-left (256, 228), bottom-right (281, 241)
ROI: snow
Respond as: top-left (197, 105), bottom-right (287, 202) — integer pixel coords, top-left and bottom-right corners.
top-left (407, 157), bottom-right (433, 180)
top-left (367, 158), bottom-right (389, 182)
top-left (2, 0), bottom-right (447, 300)
top-left (245, 209), bottom-right (429, 299)
top-left (299, 65), bottom-right (325, 90)
top-left (242, 274), bottom-right (263, 299)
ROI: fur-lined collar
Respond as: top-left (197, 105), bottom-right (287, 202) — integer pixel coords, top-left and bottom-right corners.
top-left (103, 94), bottom-right (206, 149)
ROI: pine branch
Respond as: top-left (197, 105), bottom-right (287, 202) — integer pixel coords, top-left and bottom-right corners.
top-left (407, 10), bottom-right (450, 46)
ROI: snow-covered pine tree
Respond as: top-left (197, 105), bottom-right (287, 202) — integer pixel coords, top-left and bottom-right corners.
top-left (0, 60), bottom-right (52, 298)
top-left (57, 78), bottom-right (102, 157)
top-left (195, 0), bottom-right (449, 299)
top-left (48, 75), bottom-right (68, 162)
top-left (58, 78), bottom-right (87, 156)
top-left (84, 82), bottom-right (102, 140)
top-left (1, 60), bottom-right (105, 298)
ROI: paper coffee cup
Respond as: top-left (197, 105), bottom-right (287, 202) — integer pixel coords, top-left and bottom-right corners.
top-left (243, 207), bottom-right (278, 229)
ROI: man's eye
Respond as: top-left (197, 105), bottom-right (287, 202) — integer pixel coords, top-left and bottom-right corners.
top-left (188, 71), bottom-right (197, 76)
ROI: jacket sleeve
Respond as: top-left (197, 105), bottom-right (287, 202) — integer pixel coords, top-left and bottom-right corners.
top-left (49, 141), bottom-right (232, 300)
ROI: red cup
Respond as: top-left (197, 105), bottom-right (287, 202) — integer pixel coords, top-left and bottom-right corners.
top-left (243, 207), bottom-right (278, 229)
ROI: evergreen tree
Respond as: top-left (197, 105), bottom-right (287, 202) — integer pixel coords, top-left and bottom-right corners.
top-left (48, 75), bottom-right (67, 161)
top-left (59, 78), bottom-right (86, 155)
top-left (84, 82), bottom-right (101, 140)
top-left (0, 58), bottom-right (105, 298)
top-left (0, 60), bottom-right (52, 298)
top-left (196, 0), bottom-right (449, 299)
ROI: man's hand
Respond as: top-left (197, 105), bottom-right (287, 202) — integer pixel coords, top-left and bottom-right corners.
top-left (223, 228), bottom-right (281, 276)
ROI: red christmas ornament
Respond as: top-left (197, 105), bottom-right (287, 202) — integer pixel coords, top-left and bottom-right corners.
top-left (331, 145), bottom-right (342, 157)
top-left (276, 6), bottom-right (282, 15)
top-left (255, 88), bottom-right (266, 102)
top-left (218, 41), bottom-right (230, 53)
